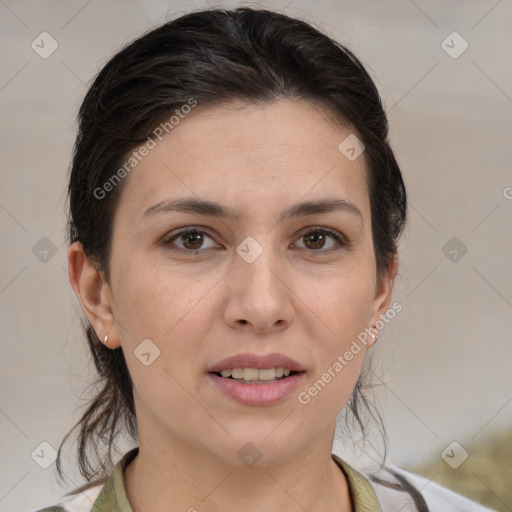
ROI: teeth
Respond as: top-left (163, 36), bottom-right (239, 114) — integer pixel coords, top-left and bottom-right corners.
top-left (231, 368), bottom-right (243, 378)
top-left (217, 367), bottom-right (294, 381)
top-left (243, 368), bottom-right (260, 380)
top-left (258, 368), bottom-right (276, 380)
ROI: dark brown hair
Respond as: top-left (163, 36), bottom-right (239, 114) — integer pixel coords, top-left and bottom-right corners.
top-left (56, 6), bottom-right (407, 498)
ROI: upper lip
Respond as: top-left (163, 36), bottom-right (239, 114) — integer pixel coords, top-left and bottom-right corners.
top-left (209, 353), bottom-right (306, 373)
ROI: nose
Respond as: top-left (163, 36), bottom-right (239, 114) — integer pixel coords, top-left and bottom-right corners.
top-left (222, 243), bottom-right (295, 334)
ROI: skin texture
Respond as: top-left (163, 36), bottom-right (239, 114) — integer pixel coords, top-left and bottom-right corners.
top-left (68, 99), bottom-right (397, 512)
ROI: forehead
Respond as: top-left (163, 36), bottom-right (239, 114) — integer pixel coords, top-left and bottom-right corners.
top-left (115, 99), bottom-right (370, 222)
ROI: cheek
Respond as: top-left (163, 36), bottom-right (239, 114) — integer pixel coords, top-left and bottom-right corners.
top-left (292, 264), bottom-right (374, 406)
top-left (111, 254), bottom-right (215, 340)
top-left (296, 264), bottom-right (375, 344)
top-left (297, 339), bottom-right (365, 424)
top-left (110, 261), bottom-right (214, 406)
top-left (110, 259), bottom-right (221, 400)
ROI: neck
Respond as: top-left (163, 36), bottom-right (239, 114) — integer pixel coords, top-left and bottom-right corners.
top-left (124, 437), bottom-right (352, 512)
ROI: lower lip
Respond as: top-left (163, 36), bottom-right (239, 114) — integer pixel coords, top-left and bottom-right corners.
top-left (208, 372), bottom-right (305, 405)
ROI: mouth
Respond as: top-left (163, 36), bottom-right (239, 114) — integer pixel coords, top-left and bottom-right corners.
top-left (210, 367), bottom-right (303, 384)
top-left (207, 353), bottom-right (306, 405)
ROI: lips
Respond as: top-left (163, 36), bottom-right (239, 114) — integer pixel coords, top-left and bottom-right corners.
top-left (208, 371), bottom-right (305, 405)
top-left (208, 353), bottom-right (306, 374)
top-left (207, 353), bottom-right (306, 405)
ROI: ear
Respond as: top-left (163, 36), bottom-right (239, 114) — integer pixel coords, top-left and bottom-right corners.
top-left (368, 253), bottom-right (399, 348)
top-left (67, 241), bottom-right (120, 349)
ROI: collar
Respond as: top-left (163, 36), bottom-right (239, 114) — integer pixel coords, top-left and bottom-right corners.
top-left (88, 447), bottom-right (382, 511)
top-left (331, 453), bottom-right (383, 511)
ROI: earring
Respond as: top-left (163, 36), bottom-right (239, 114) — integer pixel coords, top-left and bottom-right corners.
top-left (104, 334), bottom-right (108, 347)
top-left (370, 324), bottom-right (378, 342)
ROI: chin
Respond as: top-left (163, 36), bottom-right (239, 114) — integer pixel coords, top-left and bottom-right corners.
top-left (201, 426), bottom-right (309, 468)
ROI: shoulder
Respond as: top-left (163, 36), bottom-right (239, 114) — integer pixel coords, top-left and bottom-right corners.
top-left (32, 508), bottom-right (67, 512)
top-left (32, 447), bottom-right (138, 512)
top-left (32, 484), bottom-right (103, 512)
top-left (34, 446), bottom-right (139, 512)
top-left (366, 465), bottom-right (497, 512)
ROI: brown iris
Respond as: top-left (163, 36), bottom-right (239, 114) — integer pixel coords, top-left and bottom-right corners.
top-left (303, 232), bottom-right (326, 250)
top-left (181, 231), bottom-right (204, 250)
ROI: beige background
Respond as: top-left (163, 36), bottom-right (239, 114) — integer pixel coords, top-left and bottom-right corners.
top-left (0, 1), bottom-right (511, 511)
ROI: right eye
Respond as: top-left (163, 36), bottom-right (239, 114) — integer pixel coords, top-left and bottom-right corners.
top-left (163, 228), bottom-right (221, 253)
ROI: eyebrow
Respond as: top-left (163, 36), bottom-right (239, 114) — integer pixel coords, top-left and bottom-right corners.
top-left (143, 197), bottom-right (363, 223)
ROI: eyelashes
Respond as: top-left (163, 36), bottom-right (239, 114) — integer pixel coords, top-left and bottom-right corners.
top-left (162, 226), bottom-right (347, 255)
top-left (164, 228), bottom-right (220, 252)
top-left (293, 227), bottom-right (346, 252)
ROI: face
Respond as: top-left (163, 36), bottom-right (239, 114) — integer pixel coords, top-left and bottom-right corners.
top-left (85, 99), bottom-right (395, 467)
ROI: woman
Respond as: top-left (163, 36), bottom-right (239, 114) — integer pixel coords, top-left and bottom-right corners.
top-left (35, 7), bottom-right (495, 512)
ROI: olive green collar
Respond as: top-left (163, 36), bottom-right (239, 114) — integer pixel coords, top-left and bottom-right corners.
top-left (89, 447), bottom-right (382, 512)
top-left (331, 452), bottom-right (383, 511)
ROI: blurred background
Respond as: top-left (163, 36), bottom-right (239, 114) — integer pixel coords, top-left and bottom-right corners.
top-left (0, 1), bottom-right (511, 511)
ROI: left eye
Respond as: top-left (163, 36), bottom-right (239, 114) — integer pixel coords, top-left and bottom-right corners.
top-left (295, 228), bottom-right (345, 251)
